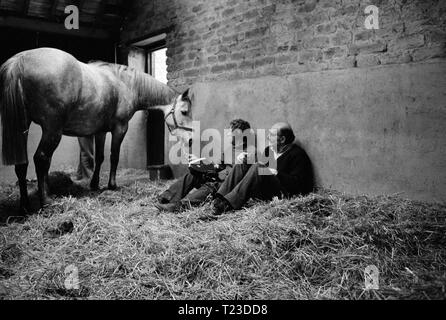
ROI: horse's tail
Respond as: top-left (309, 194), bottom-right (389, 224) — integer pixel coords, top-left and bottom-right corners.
top-left (0, 54), bottom-right (29, 165)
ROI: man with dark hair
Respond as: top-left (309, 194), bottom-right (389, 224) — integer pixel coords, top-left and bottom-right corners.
top-left (155, 119), bottom-right (256, 212)
top-left (229, 119), bottom-right (251, 134)
top-left (211, 122), bottom-right (314, 216)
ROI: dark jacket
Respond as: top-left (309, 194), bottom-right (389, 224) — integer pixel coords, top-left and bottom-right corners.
top-left (265, 143), bottom-right (314, 196)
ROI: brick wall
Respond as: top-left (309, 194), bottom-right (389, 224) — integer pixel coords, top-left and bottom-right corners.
top-left (121, 0), bottom-right (445, 89)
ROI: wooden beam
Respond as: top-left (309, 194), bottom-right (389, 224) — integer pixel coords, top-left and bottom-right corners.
top-left (95, 0), bottom-right (107, 27)
top-left (78, 0), bottom-right (86, 11)
top-left (115, 0), bottom-right (132, 34)
top-left (0, 15), bottom-right (114, 39)
top-left (50, 0), bottom-right (59, 18)
top-left (22, 0), bottom-right (30, 16)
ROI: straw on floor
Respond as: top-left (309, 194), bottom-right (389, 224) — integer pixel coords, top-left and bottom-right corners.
top-left (0, 169), bottom-right (445, 299)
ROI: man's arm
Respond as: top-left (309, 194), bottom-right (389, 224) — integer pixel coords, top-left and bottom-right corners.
top-left (276, 152), bottom-right (312, 193)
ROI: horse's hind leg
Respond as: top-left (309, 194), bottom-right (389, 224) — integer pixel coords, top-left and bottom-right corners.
top-left (108, 123), bottom-right (128, 190)
top-left (90, 133), bottom-right (106, 191)
top-left (15, 121), bottom-right (31, 213)
top-left (34, 130), bottom-right (62, 208)
top-left (15, 163), bottom-right (29, 213)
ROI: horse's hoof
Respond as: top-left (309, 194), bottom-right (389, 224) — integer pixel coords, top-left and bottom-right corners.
top-left (108, 184), bottom-right (118, 191)
top-left (19, 200), bottom-right (31, 215)
top-left (40, 197), bottom-right (54, 208)
top-left (90, 184), bottom-right (99, 191)
top-left (20, 205), bottom-right (31, 216)
top-left (73, 178), bottom-right (89, 185)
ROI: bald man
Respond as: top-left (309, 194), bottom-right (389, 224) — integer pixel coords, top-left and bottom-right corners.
top-left (211, 122), bottom-right (314, 216)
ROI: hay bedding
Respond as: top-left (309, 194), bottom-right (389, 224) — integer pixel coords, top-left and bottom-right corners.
top-left (0, 169), bottom-right (445, 300)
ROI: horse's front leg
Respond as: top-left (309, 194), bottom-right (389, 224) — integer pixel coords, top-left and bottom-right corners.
top-left (34, 130), bottom-right (62, 207)
top-left (108, 123), bottom-right (128, 190)
top-left (90, 133), bottom-right (106, 190)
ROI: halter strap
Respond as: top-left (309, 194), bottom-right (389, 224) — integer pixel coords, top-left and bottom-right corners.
top-left (164, 96), bottom-right (193, 133)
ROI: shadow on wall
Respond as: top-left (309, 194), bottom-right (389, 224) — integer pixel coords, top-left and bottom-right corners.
top-left (295, 139), bottom-right (317, 192)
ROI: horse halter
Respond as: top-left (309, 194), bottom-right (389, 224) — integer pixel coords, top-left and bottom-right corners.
top-left (164, 96), bottom-right (193, 134)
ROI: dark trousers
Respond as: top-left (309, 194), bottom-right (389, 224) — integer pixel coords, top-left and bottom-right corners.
top-left (217, 163), bottom-right (287, 209)
top-left (76, 136), bottom-right (95, 181)
top-left (160, 172), bottom-right (220, 206)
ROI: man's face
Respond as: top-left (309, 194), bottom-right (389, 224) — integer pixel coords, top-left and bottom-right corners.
top-left (267, 125), bottom-right (284, 150)
top-left (229, 128), bottom-right (243, 147)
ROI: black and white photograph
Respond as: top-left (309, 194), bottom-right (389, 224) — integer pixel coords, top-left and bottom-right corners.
top-left (0, 0), bottom-right (445, 306)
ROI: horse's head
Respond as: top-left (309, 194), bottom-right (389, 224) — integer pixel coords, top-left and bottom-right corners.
top-left (164, 88), bottom-right (194, 144)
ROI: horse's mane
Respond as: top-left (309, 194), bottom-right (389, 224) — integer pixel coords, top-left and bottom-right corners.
top-left (89, 61), bottom-right (177, 107)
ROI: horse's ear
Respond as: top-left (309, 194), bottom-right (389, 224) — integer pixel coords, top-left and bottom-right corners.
top-left (181, 88), bottom-right (193, 106)
top-left (181, 88), bottom-right (190, 101)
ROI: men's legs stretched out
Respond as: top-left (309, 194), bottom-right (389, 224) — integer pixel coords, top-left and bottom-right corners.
top-left (217, 163), bottom-right (286, 210)
top-left (158, 172), bottom-right (204, 204)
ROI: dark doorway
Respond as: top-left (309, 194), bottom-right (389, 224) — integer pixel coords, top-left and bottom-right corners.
top-left (144, 41), bottom-right (172, 178)
top-left (139, 40), bottom-right (168, 167)
top-left (147, 109), bottom-right (165, 166)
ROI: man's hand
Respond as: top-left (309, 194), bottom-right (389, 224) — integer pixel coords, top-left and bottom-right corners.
top-left (218, 168), bottom-right (230, 181)
top-left (256, 163), bottom-right (277, 176)
top-left (236, 152), bottom-right (248, 164)
top-left (187, 154), bottom-right (200, 163)
top-left (268, 168), bottom-right (278, 175)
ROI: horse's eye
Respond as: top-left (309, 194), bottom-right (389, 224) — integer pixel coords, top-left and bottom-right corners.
top-left (181, 110), bottom-right (188, 115)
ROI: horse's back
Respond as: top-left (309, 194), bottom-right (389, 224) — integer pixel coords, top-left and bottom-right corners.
top-left (19, 48), bottom-right (81, 82)
top-left (16, 48), bottom-right (84, 120)
top-left (20, 47), bottom-right (77, 61)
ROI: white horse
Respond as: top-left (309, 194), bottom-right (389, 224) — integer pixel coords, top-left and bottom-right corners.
top-left (0, 47), bottom-right (194, 211)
